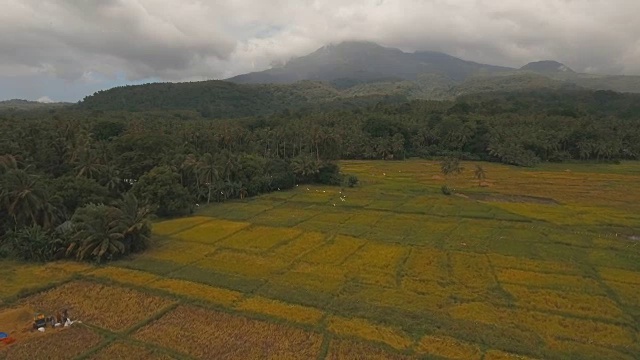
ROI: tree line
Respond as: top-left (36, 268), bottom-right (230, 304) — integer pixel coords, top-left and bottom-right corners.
top-left (1, 87), bottom-right (639, 262)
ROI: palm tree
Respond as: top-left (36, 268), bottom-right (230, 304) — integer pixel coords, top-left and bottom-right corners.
top-left (474, 165), bottom-right (486, 186)
top-left (440, 157), bottom-right (463, 178)
top-left (68, 204), bottom-right (124, 262)
top-left (74, 150), bottom-right (104, 179)
top-left (197, 153), bottom-right (219, 204)
top-left (113, 193), bottom-right (153, 253)
top-left (101, 164), bottom-right (122, 193)
top-left (0, 154), bottom-right (20, 174)
top-left (291, 155), bottom-right (320, 183)
top-left (1, 170), bottom-right (49, 227)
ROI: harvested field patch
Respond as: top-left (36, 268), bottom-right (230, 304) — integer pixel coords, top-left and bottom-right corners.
top-left (326, 339), bottom-right (415, 360)
top-left (326, 315), bottom-right (413, 350)
top-left (484, 350), bottom-right (539, 360)
top-left (89, 266), bottom-right (159, 286)
top-left (172, 219), bottom-right (250, 244)
top-left (24, 281), bottom-right (174, 332)
top-left (152, 216), bottom-right (212, 236)
top-left (1, 326), bottom-right (101, 360)
top-left (134, 305), bottom-right (323, 359)
top-left (416, 335), bottom-right (482, 360)
top-left (88, 341), bottom-right (177, 360)
top-left (217, 226), bottom-right (302, 252)
top-left (147, 278), bottom-right (242, 306)
top-left (235, 296), bottom-right (324, 325)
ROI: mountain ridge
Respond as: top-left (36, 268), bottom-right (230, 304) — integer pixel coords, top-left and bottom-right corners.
top-left (227, 41), bottom-right (640, 94)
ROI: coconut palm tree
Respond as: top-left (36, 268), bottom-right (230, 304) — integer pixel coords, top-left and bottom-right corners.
top-left (197, 153), bottom-right (219, 204)
top-left (474, 165), bottom-right (486, 186)
top-left (68, 204), bottom-right (124, 262)
top-left (1, 170), bottom-right (49, 227)
top-left (113, 193), bottom-right (153, 253)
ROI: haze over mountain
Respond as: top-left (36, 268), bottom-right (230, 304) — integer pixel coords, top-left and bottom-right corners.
top-left (227, 41), bottom-right (640, 95)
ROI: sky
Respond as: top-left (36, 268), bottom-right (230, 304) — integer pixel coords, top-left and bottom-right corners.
top-left (1, 0), bottom-right (639, 102)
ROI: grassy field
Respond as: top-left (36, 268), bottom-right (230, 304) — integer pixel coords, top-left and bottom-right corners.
top-left (1, 160), bottom-right (639, 359)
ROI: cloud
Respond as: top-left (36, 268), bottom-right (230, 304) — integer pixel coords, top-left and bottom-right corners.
top-left (1, 0), bottom-right (639, 100)
top-left (37, 96), bottom-right (54, 103)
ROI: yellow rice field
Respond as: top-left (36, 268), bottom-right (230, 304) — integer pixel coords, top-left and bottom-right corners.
top-left (1, 160), bottom-right (639, 359)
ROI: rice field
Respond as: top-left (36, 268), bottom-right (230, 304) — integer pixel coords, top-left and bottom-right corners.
top-left (1, 160), bottom-right (639, 359)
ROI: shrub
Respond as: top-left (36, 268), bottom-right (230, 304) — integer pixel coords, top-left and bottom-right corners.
top-left (347, 175), bottom-right (359, 187)
top-left (441, 185), bottom-right (453, 195)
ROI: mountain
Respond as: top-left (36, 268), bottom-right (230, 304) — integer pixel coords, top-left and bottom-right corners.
top-left (521, 60), bottom-right (574, 74)
top-left (228, 41), bottom-right (513, 85)
top-left (78, 80), bottom-right (407, 118)
top-left (0, 99), bottom-right (71, 111)
top-left (228, 41), bottom-right (640, 95)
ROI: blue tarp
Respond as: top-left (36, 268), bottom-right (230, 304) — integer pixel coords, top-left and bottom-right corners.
top-left (0, 332), bottom-right (8, 339)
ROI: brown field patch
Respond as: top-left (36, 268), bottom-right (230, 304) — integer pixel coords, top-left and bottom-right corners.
top-left (24, 281), bottom-right (174, 332)
top-left (416, 335), bottom-right (482, 360)
top-left (484, 349), bottom-right (539, 360)
top-left (1, 326), bottom-right (101, 360)
top-left (88, 341), bottom-right (177, 360)
top-left (326, 339), bottom-right (415, 360)
top-left (326, 316), bottom-right (413, 350)
top-left (134, 305), bottom-right (323, 359)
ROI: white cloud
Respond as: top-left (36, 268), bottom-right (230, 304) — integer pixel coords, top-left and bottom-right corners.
top-left (37, 96), bottom-right (54, 103)
top-left (1, 0), bottom-right (639, 100)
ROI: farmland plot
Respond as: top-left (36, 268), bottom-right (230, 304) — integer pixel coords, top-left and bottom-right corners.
top-left (2, 160), bottom-right (640, 360)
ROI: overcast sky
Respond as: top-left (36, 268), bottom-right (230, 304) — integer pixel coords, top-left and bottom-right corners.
top-left (2, 0), bottom-right (639, 102)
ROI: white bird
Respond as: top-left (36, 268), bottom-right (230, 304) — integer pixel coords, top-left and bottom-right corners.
top-left (383, 173), bottom-right (386, 176)
top-left (306, 188), bottom-right (309, 190)
top-left (323, 190), bottom-right (326, 193)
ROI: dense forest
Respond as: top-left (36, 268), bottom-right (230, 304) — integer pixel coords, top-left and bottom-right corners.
top-left (1, 86), bottom-right (639, 264)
